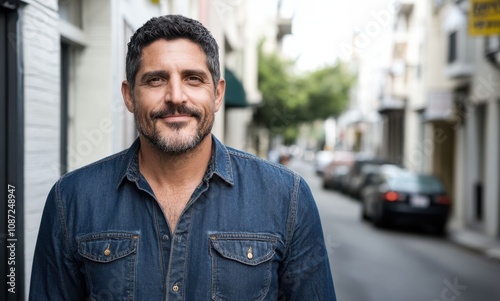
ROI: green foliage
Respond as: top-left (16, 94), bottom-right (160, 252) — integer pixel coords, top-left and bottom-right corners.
top-left (253, 47), bottom-right (301, 129)
top-left (254, 41), bottom-right (355, 144)
top-left (300, 64), bottom-right (354, 120)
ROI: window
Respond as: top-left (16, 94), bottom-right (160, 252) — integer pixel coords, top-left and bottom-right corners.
top-left (448, 31), bottom-right (457, 64)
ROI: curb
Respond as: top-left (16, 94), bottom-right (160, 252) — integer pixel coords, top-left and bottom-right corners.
top-left (447, 229), bottom-right (500, 261)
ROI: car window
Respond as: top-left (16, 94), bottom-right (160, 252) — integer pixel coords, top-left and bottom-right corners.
top-left (387, 175), bottom-right (445, 193)
top-left (361, 164), bottom-right (381, 174)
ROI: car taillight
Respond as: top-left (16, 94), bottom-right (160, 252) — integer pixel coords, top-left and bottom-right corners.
top-left (436, 195), bottom-right (451, 205)
top-left (383, 191), bottom-right (399, 202)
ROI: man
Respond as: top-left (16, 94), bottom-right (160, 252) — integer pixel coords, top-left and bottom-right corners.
top-left (29, 15), bottom-right (336, 300)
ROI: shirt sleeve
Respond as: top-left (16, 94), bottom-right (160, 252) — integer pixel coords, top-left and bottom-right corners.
top-left (29, 181), bottom-right (87, 300)
top-left (278, 176), bottom-right (337, 301)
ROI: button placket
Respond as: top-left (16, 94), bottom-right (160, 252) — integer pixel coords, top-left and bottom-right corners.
top-left (166, 206), bottom-right (195, 300)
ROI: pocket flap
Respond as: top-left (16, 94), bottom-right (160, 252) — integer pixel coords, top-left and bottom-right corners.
top-left (210, 233), bottom-right (277, 266)
top-left (77, 232), bottom-right (139, 263)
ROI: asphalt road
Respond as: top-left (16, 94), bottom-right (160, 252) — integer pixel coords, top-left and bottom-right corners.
top-left (288, 158), bottom-right (500, 301)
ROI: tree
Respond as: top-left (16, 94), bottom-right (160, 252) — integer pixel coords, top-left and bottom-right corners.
top-left (299, 64), bottom-right (354, 121)
top-left (253, 42), bottom-right (354, 147)
top-left (253, 45), bottom-right (304, 132)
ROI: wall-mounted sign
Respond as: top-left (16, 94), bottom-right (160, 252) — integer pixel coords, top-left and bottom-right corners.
top-left (469, 0), bottom-right (500, 36)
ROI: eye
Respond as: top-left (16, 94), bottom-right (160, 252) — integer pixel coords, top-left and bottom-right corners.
top-left (148, 77), bottom-right (164, 86)
top-left (186, 75), bottom-right (203, 84)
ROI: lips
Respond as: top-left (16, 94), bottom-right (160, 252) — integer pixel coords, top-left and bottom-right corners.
top-left (160, 114), bottom-right (193, 122)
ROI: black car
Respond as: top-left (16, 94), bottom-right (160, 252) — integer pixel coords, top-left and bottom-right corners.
top-left (361, 169), bottom-right (451, 234)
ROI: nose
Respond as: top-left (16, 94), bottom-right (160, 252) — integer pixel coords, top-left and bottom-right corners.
top-left (165, 76), bottom-right (185, 104)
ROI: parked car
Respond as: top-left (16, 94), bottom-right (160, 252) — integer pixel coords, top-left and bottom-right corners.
top-left (314, 150), bottom-right (335, 175)
top-left (350, 163), bottom-right (402, 199)
top-left (322, 151), bottom-right (355, 190)
top-left (344, 156), bottom-right (393, 198)
top-left (361, 169), bottom-right (451, 234)
top-left (323, 165), bottom-right (350, 190)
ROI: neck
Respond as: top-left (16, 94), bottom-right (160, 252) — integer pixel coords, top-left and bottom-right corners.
top-left (138, 135), bottom-right (212, 188)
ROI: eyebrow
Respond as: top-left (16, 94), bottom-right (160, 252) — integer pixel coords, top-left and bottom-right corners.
top-left (181, 69), bottom-right (210, 80)
top-left (139, 69), bottom-right (210, 83)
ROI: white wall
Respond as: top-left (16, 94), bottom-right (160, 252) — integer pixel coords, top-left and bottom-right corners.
top-left (22, 0), bottom-right (61, 295)
top-left (68, 0), bottom-right (164, 170)
top-left (114, 0), bottom-right (163, 152)
top-left (68, 0), bottom-right (113, 169)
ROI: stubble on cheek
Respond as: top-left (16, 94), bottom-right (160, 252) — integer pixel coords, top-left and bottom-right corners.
top-left (134, 104), bottom-right (154, 138)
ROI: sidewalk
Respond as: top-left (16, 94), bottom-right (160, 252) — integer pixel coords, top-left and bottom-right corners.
top-left (447, 227), bottom-right (500, 261)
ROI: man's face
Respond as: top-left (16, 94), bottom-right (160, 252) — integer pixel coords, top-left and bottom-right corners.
top-left (122, 38), bottom-right (225, 154)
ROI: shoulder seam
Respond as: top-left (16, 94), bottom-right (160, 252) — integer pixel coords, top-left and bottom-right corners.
top-left (226, 149), bottom-right (298, 176)
top-left (285, 173), bottom-right (301, 252)
top-left (55, 180), bottom-right (74, 260)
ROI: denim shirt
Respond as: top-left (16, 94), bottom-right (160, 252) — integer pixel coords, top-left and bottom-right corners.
top-left (29, 136), bottom-right (336, 301)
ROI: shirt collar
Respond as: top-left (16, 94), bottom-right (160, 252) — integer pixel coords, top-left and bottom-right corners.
top-left (116, 135), bottom-right (234, 190)
top-left (211, 135), bottom-right (234, 186)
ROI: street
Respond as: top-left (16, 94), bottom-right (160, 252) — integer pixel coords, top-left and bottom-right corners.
top-left (288, 159), bottom-right (500, 301)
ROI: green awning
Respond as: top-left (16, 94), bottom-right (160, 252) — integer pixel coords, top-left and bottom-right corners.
top-left (224, 67), bottom-right (248, 108)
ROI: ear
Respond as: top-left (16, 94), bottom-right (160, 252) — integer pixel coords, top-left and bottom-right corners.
top-left (214, 78), bottom-right (226, 112)
top-left (121, 80), bottom-right (134, 113)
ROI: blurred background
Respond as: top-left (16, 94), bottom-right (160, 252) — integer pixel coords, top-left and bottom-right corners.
top-left (2, 0), bottom-right (500, 300)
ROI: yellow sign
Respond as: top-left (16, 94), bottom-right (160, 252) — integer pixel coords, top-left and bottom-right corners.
top-left (469, 0), bottom-right (500, 36)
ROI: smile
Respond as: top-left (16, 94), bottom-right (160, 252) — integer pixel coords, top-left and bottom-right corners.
top-left (160, 114), bottom-right (193, 122)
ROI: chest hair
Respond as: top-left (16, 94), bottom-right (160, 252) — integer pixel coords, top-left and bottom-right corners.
top-left (151, 184), bottom-right (197, 232)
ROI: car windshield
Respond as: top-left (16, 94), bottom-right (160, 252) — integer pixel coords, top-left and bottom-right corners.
top-left (361, 164), bottom-right (381, 174)
top-left (387, 175), bottom-right (445, 193)
top-left (334, 165), bottom-right (350, 174)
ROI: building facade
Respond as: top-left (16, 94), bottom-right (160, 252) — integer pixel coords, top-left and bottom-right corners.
top-left (345, 0), bottom-right (500, 241)
top-left (379, 0), bottom-right (500, 239)
top-left (420, 0), bottom-right (500, 239)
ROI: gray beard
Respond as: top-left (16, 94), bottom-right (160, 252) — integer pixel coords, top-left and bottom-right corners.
top-left (133, 100), bottom-right (214, 155)
top-left (145, 122), bottom-right (206, 155)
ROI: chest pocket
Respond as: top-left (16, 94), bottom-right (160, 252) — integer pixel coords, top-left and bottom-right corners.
top-left (209, 233), bottom-right (277, 301)
top-left (77, 232), bottom-right (139, 301)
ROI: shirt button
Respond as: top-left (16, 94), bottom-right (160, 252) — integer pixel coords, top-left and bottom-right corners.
top-left (172, 283), bottom-right (179, 292)
top-left (104, 244), bottom-right (111, 256)
top-left (162, 235), bottom-right (169, 241)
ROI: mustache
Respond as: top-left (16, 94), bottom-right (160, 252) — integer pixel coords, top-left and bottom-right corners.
top-left (150, 104), bottom-right (202, 120)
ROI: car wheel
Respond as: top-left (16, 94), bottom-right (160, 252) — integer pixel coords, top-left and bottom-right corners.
top-left (322, 180), bottom-right (329, 190)
top-left (373, 203), bottom-right (386, 228)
